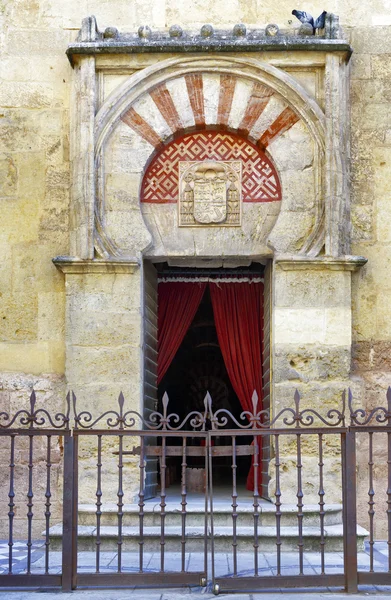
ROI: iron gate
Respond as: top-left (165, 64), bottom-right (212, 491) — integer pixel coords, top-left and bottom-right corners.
top-left (1, 388), bottom-right (391, 594)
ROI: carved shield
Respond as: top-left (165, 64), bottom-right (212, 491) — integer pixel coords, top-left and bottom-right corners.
top-left (193, 174), bottom-right (227, 224)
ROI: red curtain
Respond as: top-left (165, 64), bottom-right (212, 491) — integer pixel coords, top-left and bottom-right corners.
top-left (157, 282), bottom-right (206, 385)
top-left (209, 282), bottom-right (264, 492)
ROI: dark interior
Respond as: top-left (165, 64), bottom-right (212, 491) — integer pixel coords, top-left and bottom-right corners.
top-left (157, 280), bottom-right (255, 488)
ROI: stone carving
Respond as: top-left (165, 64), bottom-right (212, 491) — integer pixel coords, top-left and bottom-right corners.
top-left (200, 24), bottom-right (214, 38)
top-left (265, 23), bottom-right (280, 36)
top-left (232, 23), bottom-right (246, 37)
top-left (179, 161), bottom-right (241, 227)
top-left (138, 25), bottom-right (152, 38)
top-left (169, 24), bottom-right (183, 38)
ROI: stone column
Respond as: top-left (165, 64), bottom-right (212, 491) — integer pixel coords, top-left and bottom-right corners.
top-left (269, 256), bottom-right (366, 504)
top-left (54, 257), bottom-right (143, 502)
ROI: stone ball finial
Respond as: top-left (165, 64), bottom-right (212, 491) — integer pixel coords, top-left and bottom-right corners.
top-left (298, 22), bottom-right (314, 36)
top-left (200, 24), bottom-right (214, 38)
top-left (169, 24), bottom-right (183, 38)
top-left (232, 23), bottom-right (246, 37)
top-left (265, 23), bottom-right (279, 37)
top-left (138, 25), bottom-right (152, 39)
top-left (103, 26), bottom-right (119, 39)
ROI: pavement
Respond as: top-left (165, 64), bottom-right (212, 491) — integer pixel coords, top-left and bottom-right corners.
top-left (1, 588), bottom-right (391, 599)
top-left (1, 541), bottom-right (391, 598)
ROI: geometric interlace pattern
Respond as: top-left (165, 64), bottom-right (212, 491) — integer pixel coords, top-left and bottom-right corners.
top-left (141, 131), bottom-right (282, 203)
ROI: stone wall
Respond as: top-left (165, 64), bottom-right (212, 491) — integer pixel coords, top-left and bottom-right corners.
top-left (1, 0), bottom-right (391, 538)
top-left (349, 27), bottom-right (391, 537)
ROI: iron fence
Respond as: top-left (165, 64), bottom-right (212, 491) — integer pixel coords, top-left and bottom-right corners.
top-left (0, 388), bottom-right (390, 594)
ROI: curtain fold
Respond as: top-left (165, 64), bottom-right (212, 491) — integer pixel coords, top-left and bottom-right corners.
top-left (157, 282), bottom-right (206, 385)
top-left (209, 282), bottom-right (264, 492)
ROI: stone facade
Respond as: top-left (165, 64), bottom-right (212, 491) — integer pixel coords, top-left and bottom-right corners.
top-left (1, 1), bottom-right (391, 536)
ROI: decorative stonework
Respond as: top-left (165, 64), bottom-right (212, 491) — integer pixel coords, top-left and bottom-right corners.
top-left (178, 160), bottom-right (241, 227)
top-left (141, 131), bottom-right (281, 204)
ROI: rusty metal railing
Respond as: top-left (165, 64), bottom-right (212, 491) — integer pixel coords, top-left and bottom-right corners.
top-left (0, 387), bottom-right (391, 593)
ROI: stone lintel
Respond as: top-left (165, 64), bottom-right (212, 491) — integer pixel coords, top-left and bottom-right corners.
top-left (66, 38), bottom-right (352, 66)
top-left (53, 256), bottom-right (139, 274)
top-left (275, 255), bottom-right (368, 272)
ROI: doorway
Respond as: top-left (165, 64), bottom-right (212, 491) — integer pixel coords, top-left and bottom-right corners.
top-left (154, 263), bottom-right (266, 493)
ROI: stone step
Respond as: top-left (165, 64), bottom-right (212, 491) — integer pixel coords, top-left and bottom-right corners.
top-left (49, 522), bottom-right (368, 553)
top-left (78, 502), bottom-right (343, 528)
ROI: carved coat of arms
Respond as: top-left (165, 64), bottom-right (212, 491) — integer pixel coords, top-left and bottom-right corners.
top-left (179, 161), bottom-right (241, 227)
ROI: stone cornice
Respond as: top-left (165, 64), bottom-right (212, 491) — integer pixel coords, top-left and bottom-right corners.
top-left (67, 38), bottom-right (352, 65)
top-left (53, 256), bottom-right (139, 274)
top-left (275, 255), bottom-right (368, 272)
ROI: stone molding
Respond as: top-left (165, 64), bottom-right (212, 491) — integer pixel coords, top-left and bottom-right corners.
top-left (66, 16), bottom-right (351, 66)
top-left (67, 39), bottom-right (352, 65)
top-left (52, 256), bottom-right (139, 274)
top-left (91, 55), bottom-right (329, 259)
top-left (274, 255), bottom-right (368, 271)
top-left (68, 32), bottom-right (350, 264)
top-left (94, 56), bottom-right (326, 156)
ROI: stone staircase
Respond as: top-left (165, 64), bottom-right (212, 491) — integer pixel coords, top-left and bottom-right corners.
top-left (49, 495), bottom-right (368, 553)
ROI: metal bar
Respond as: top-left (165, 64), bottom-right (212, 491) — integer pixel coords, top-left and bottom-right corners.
top-left (274, 433), bottom-right (281, 576)
top-left (138, 436), bottom-right (145, 573)
top-left (253, 435), bottom-right (259, 577)
top-left (26, 433), bottom-right (34, 574)
top-left (62, 433), bottom-right (76, 591)
top-left (388, 430), bottom-right (391, 573)
top-left (121, 445), bottom-right (252, 457)
top-left (71, 434), bottom-right (78, 588)
top-left (231, 435), bottom-right (238, 576)
top-left (368, 431), bottom-right (375, 572)
top-left (160, 435), bottom-right (167, 572)
top-left (207, 426), bottom-right (349, 436)
top-left (0, 429), bottom-right (71, 436)
top-left (44, 435), bottom-right (52, 575)
top-left (214, 573), bottom-right (345, 592)
top-left (318, 433), bottom-right (325, 574)
top-left (342, 430), bottom-right (358, 593)
top-left (208, 432), bottom-right (216, 588)
top-left (72, 429), bottom-right (210, 437)
top-left (358, 571), bottom-right (391, 585)
top-left (296, 433), bottom-right (304, 575)
top-left (76, 571), bottom-right (205, 587)
top-left (180, 436), bottom-right (187, 572)
top-left (117, 433), bottom-right (124, 573)
top-left (0, 574), bottom-right (61, 587)
top-left (8, 434), bottom-right (15, 574)
top-left (95, 434), bottom-right (102, 573)
top-left (203, 433), bottom-right (208, 583)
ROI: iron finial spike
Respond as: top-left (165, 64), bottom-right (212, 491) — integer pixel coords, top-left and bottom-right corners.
top-left (203, 392), bottom-right (209, 413)
top-left (65, 391), bottom-right (71, 428)
top-left (387, 387), bottom-right (391, 422)
top-left (205, 390), bottom-right (212, 414)
top-left (294, 389), bottom-right (300, 409)
top-left (341, 389), bottom-right (346, 425)
top-left (347, 388), bottom-right (354, 424)
top-left (72, 392), bottom-right (78, 428)
top-left (162, 391), bottom-right (169, 414)
top-left (251, 390), bottom-right (259, 415)
top-left (118, 391), bottom-right (125, 411)
top-left (29, 390), bottom-right (36, 414)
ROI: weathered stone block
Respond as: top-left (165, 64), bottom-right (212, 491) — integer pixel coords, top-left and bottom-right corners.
top-left (66, 345), bottom-right (142, 385)
top-left (274, 346), bottom-right (351, 383)
top-left (274, 269), bottom-right (351, 309)
top-left (67, 310), bottom-right (142, 346)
